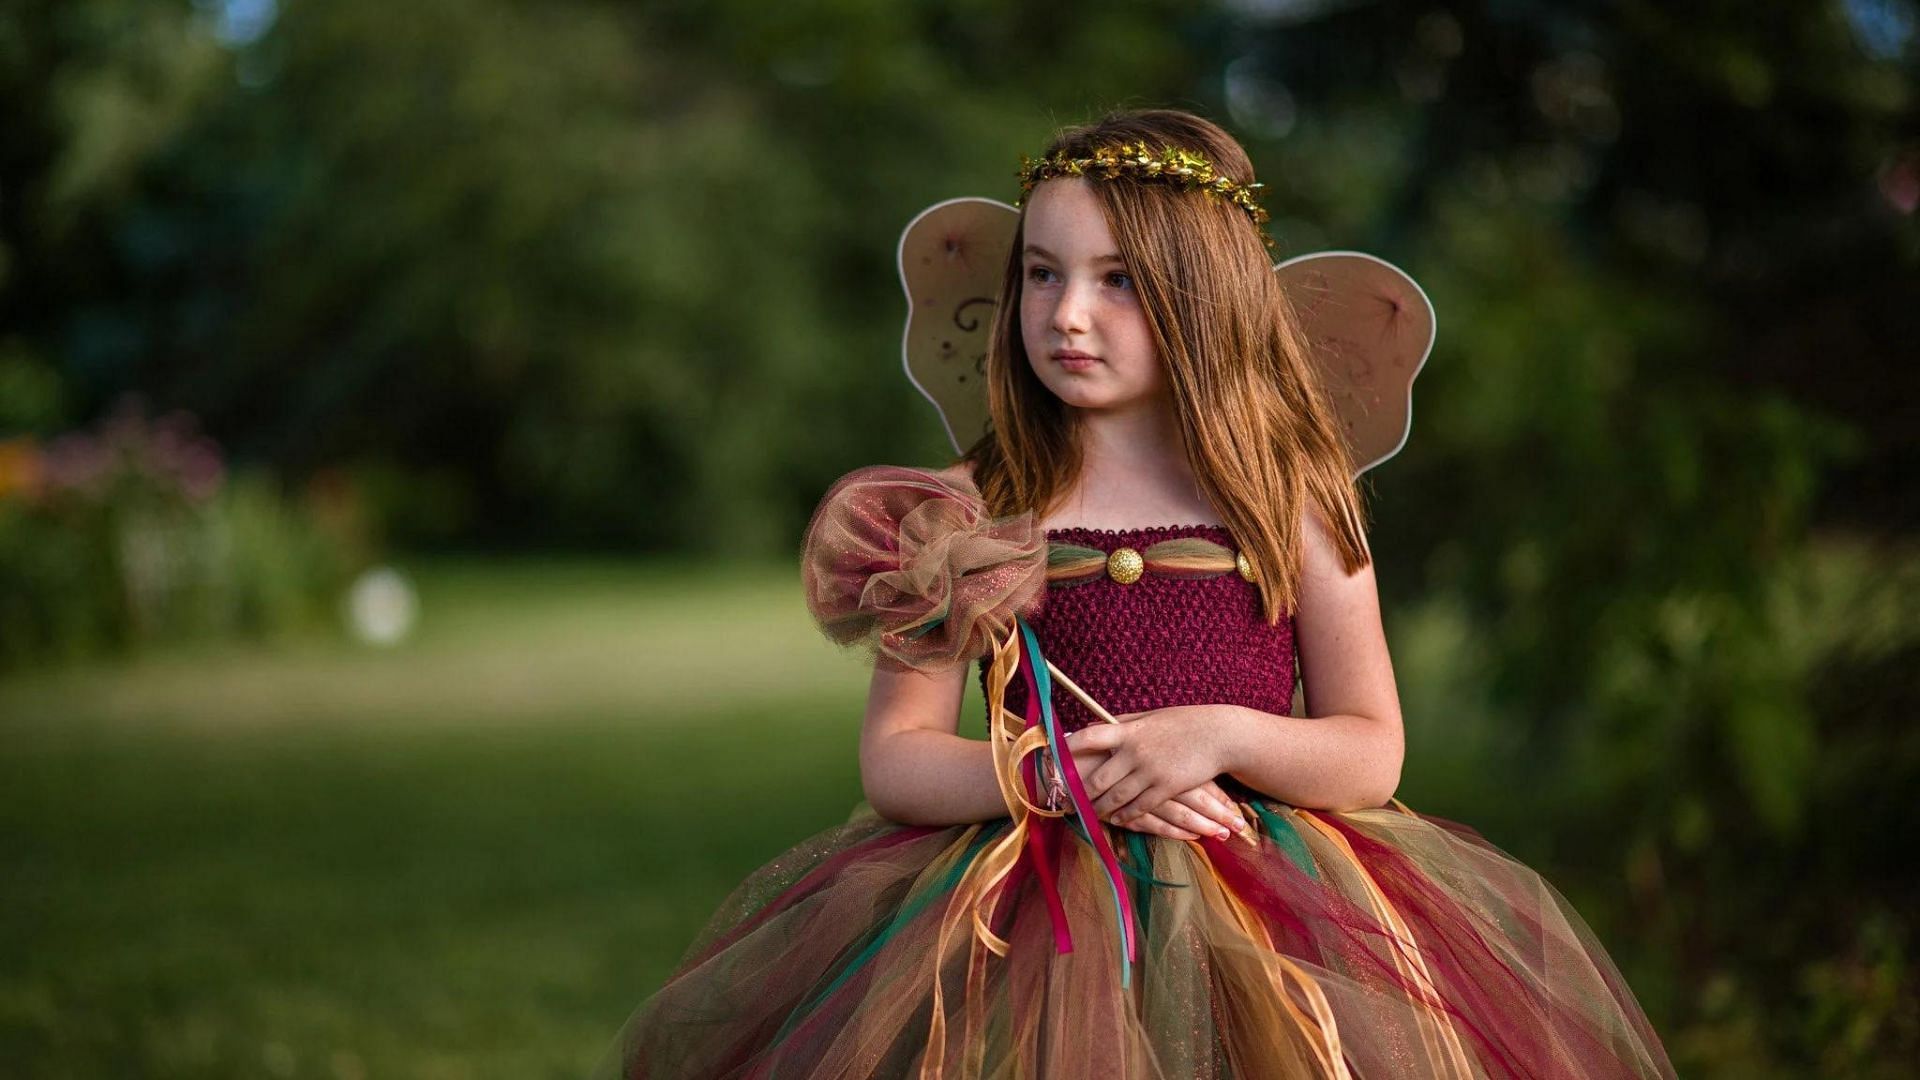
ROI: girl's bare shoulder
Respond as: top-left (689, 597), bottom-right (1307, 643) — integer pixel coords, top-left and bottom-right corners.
top-left (932, 460), bottom-right (978, 487)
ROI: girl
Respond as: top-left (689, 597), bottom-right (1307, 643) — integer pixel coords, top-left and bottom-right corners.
top-left (590, 108), bottom-right (1677, 1079)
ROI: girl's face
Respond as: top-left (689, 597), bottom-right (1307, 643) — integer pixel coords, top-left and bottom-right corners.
top-left (1018, 179), bottom-right (1165, 413)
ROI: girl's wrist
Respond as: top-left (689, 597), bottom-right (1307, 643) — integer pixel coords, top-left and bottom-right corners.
top-left (1207, 704), bottom-right (1259, 776)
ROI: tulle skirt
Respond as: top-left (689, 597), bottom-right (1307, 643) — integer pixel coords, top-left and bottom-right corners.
top-left (587, 791), bottom-right (1677, 1079)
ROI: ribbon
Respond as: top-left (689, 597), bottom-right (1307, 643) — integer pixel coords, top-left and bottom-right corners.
top-left (1045, 535), bottom-right (1247, 586)
top-left (1016, 619), bottom-right (1140, 980)
top-left (917, 620), bottom-right (1060, 1080)
top-left (918, 616), bottom-right (1145, 1079)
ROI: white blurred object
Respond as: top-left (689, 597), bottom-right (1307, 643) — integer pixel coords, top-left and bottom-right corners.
top-left (345, 565), bottom-right (419, 646)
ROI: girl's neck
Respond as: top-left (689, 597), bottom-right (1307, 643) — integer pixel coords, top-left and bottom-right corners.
top-left (1076, 399), bottom-right (1181, 474)
top-left (1042, 402), bottom-right (1220, 531)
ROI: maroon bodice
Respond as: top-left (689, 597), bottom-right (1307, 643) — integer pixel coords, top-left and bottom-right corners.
top-left (978, 524), bottom-right (1298, 734)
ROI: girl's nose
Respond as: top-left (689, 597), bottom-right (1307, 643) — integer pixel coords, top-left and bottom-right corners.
top-left (1051, 280), bottom-right (1093, 335)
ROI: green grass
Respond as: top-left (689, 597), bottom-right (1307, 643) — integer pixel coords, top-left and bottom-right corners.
top-left (0, 557), bottom-right (919, 1079)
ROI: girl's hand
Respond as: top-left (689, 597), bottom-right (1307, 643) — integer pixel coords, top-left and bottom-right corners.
top-left (1119, 779), bottom-right (1249, 841)
top-left (1064, 707), bottom-right (1232, 827)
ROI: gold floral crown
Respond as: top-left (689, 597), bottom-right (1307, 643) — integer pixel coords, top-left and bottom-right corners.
top-left (1015, 141), bottom-right (1273, 244)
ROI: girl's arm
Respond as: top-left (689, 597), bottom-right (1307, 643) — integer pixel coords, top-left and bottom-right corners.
top-left (858, 661), bottom-right (1010, 826)
top-left (1069, 503), bottom-right (1405, 817)
top-left (844, 459), bottom-right (1012, 826)
top-left (1215, 501), bottom-right (1406, 811)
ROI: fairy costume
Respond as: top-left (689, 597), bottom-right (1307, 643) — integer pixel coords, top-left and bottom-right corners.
top-left (588, 145), bottom-right (1677, 1079)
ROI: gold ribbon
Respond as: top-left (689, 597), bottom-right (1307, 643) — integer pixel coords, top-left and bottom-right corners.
top-left (919, 621), bottom-right (1066, 1080)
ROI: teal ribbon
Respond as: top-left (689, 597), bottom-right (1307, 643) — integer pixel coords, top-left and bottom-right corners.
top-left (1018, 616), bottom-right (1139, 990)
top-left (1248, 799), bottom-right (1321, 881)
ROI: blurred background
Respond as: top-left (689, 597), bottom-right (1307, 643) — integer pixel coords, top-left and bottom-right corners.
top-left (2, 0), bottom-right (1915, 1076)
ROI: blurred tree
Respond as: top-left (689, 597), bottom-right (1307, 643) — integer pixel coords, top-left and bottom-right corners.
top-left (0, 0), bottom-right (226, 431)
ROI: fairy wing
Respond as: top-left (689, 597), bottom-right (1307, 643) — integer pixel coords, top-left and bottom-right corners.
top-left (897, 201), bottom-right (1437, 477)
top-left (898, 198), bottom-right (1019, 457)
top-left (1272, 251), bottom-right (1436, 476)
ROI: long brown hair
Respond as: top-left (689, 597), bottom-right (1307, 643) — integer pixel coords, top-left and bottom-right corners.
top-left (959, 107), bottom-right (1372, 624)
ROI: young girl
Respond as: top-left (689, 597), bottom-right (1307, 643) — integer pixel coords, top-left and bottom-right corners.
top-left (590, 109), bottom-right (1677, 1079)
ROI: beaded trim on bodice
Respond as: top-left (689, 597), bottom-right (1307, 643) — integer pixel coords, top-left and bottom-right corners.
top-left (980, 523), bottom-right (1299, 735)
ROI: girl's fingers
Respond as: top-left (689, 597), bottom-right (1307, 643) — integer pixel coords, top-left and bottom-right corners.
top-left (1173, 788), bottom-right (1248, 834)
top-left (1200, 784), bottom-right (1251, 832)
top-left (1124, 812), bottom-right (1199, 841)
top-left (1215, 795), bottom-right (1252, 833)
top-left (1066, 750), bottom-right (1109, 792)
top-left (1193, 780), bottom-right (1241, 819)
top-left (1095, 776), bottom-right (1144, 819)
top-left (1160, 800), bottom-right (1235, 839)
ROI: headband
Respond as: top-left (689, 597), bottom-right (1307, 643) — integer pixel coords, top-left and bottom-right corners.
top-left (1015, 141), bottom-right (1273, 243)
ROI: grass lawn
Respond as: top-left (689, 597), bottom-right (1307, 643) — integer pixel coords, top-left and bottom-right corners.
top-left (0, 557), bottom-right (938, 1079)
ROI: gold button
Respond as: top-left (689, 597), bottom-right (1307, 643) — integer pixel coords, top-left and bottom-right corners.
top-left (1235, 550), bottom-right (1257, 582)
top-left (1107, 547), bottom-right (1144, 584)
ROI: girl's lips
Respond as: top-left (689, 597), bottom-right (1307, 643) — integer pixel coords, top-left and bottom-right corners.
top-left (1053, 352), bottom-right (1100, 371)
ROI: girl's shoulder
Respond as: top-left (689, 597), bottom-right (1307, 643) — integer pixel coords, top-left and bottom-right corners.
top-left (930, 460), bottom-right (977, 487)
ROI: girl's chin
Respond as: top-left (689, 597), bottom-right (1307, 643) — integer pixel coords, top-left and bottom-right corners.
top-left (1041, 382), bottom-right (1103, 406)
top-left (1046, 386), bottom-right (1160, 412)
top-left (1033, 367), bottom-right (1162, 410)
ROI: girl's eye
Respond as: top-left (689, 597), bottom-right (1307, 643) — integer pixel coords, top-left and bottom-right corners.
top-left (1026, 266), bottom-right (1057, 284)
top-left (1105, 271), bottom-right (1133, 290)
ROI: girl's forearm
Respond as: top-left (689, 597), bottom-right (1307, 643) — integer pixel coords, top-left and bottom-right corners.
top-left (861, 729), bottom-right (1012, 826)
top-left (1214, 705), bottom-right (1403, 813)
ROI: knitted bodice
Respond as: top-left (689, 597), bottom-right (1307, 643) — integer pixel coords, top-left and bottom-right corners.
top-left (978, 524), bottom-right (1298, 734)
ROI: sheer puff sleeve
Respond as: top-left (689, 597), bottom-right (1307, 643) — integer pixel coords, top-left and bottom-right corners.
top-left (800, 464), bottom-right (1047, 674)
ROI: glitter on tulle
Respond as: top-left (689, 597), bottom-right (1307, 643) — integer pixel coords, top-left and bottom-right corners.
top-left (801, 465), bottom-right (1046, 673)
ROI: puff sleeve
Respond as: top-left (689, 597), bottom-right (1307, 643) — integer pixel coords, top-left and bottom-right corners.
top-left (799, 464), bottom-right (1046, 673)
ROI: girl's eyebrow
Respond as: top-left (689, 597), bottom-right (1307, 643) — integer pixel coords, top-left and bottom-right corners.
top-left (1022, 243), bottom-right (1125, 265)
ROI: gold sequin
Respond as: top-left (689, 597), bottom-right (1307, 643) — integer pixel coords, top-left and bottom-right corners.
top-left (1107, 547), bottom-right (1145, 584)
top-left (1235, 550), bottom-right (1257, 582)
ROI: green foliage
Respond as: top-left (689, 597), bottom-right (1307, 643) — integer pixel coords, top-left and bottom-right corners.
top-left (0, 402), bottom-right (364, 669)
top-left (0, 345), bottom-right (66, 430)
